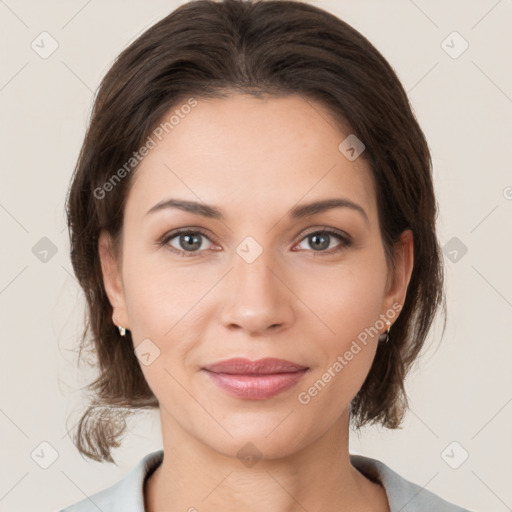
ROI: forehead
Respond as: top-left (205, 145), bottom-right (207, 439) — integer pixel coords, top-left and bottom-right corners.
top-left (126, 93), bottom-right (377, 224)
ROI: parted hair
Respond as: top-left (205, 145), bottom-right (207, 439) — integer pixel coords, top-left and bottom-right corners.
top-left (66, 0), bottom-right (445, 463)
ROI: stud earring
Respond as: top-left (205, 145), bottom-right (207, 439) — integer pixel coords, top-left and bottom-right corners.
top-left (378, 320), bottom-right (392, 344)
top-left (113, 316), bottom-right (127, 336)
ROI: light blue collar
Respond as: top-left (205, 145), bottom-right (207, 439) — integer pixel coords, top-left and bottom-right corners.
top-left (60, 449), bottom-right (472, 511)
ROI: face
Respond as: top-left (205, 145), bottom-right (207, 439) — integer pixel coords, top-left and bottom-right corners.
top-left (100, 93), bottom-right (413, 460)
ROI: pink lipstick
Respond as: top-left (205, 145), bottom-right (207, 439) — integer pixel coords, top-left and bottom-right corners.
top-left (202, 357), bottom-right (309, 400)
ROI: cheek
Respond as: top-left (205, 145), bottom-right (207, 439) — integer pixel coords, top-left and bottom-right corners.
top-left (120, 251), bottom-right (215, 390)
top-left (121, 248), bottom-right (208, 336)
top-left (299, 252), bottom-right (388, 344)
top-left (120, 255), bottom-right (205, 407)
top-left (296, 269), bottom-right (385, 419)
top-left (293, 248), bottom-right (387, 408)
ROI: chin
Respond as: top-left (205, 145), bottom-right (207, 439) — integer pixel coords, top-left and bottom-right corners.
top-left (195, 419), bottom-right (314, 463)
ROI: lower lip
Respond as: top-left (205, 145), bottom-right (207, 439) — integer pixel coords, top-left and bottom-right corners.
top-left (203, 369), bottom-right (308, 400)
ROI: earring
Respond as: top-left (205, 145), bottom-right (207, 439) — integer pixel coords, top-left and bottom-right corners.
top-left (378, 320), bottom-right (391, 344)
top-left (113, 316), bottom-right (127, 336)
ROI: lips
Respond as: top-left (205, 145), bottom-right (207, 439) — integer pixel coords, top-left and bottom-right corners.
top-left (203, 357), bottom-right (308, 375)
top-left (202, 357), bottom-right (309, 400)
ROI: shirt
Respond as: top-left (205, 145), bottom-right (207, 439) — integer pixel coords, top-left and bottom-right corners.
top-left (58, 449), bottom-right (473, 511)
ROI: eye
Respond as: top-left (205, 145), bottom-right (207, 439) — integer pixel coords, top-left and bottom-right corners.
top-left (294, 228), bottom-right (352, 254)
top-left (160, 229), bottom-right (215, 257)
top-left (159, 227), bottom-right (352, 257)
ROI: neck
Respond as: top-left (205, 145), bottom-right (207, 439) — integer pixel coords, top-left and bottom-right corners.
top-left (144, 410), bottom-right (389, 512)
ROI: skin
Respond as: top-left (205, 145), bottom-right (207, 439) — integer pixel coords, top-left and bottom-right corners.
top-left (99, 94), bottom-right (414, 512)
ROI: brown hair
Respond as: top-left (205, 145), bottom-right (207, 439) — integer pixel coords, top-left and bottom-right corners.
top-left (66, 0), bottom-right (445, 463)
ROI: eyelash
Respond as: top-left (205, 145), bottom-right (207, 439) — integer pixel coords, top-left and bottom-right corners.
top-left (157, 227), bottom-right (352, 258)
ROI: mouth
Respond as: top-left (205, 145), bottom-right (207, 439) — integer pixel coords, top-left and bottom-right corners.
top-left (203, 357), bottom-right (309, 375)
top-left (202, 357), bottom-right (310, 400)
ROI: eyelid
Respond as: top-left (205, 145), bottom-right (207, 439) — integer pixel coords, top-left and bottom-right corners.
top-left (292, 227), bottom-right (352, 254)
top-left (158, 226), bottom-right (215, 243)
top-left (158, 225), bottom-right (352, 256)
top-left (157, 227), bottom-right (217, 255)
top-left (298, 226), bottom-right (351, 242)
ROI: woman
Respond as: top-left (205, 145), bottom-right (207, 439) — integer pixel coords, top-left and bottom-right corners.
top-left (59, 0), bottom-right (473, 510)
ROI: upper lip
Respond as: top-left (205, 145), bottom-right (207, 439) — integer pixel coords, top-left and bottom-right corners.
top-left (203, 357), bottom-right (308, 375)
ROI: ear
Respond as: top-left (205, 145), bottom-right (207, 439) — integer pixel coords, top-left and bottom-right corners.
top-left (98, 230), bottom-right (129, 330)
top-left (382, 229), bottom-right (414, 319)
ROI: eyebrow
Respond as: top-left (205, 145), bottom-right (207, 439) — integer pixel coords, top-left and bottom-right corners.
top-left (146, 197), bottom-right (369, 225)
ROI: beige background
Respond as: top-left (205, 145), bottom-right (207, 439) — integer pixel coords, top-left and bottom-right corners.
top-left (1, 1), bottom-right (511, 511)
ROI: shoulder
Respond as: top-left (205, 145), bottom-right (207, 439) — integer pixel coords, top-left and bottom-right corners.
top-left (57, 450), bottom-right (164, 512)
top-left (350, 453), bottom-right (475, 512)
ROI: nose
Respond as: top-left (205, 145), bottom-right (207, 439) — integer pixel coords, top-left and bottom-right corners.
top-left (218, 248), bottom-right (294, 336)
